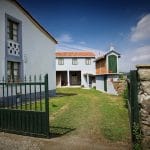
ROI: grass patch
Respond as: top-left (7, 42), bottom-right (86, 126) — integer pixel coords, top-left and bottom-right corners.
top-left (99, 94), bottom-right (130, 141)
top-left (21, 88), bottom-right (130, 142)
top-left (50, 88), bottom-right (130, 142)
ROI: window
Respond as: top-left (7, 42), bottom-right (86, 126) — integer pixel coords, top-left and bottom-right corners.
top-left (7, 20), bottom-right (18, 42)
top-left (7, 61), bottom-right (20, 82)
top-left (108, 55), bottom-right (117, 73)
top-left (72, 58), bottom-right (78, 65)
top-left (58, 58), bottom-right (64, 65)
top-left (85, 58), bottom-right (91, 65)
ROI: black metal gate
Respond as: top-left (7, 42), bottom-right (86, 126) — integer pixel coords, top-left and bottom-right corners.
top-left (0, 74), bottom-right (49, 137)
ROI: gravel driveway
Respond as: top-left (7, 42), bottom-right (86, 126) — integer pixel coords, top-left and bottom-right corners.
top-left (0, 132), bottom-right (131, 150)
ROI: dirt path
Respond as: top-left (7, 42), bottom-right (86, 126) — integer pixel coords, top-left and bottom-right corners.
top-left (0, 132), bottom-right (131, 150)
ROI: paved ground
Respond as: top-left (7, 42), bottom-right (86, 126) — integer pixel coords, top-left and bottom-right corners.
top-left (0, 132), bottom-right (131, 150)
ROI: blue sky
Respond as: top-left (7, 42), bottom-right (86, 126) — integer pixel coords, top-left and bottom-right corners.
top-left (18, 0), bottom-right (150, 71)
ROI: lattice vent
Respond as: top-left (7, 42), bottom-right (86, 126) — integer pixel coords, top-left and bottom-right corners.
top-left (7, 40), bottom-right (20, 56)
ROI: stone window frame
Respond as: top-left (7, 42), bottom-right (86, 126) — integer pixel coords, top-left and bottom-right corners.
top-left (5, 14), bottom-right (23, 82)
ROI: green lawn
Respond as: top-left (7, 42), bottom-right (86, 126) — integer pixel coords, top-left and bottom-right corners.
top-left (49, 88), bottom-right (130, 142)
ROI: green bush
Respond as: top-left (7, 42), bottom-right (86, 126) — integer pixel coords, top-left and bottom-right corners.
top-left (122, 86), bottom-right (128, 99)
top-left (122, 86), bottom-right (128, 108)
top-left (133, 123), bottom-right (142, 150)
top-left (119, 74), bottom-right (124, 80)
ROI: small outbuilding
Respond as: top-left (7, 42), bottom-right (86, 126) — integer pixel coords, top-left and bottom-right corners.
top-left (95, 46), bottom-right (121, 95)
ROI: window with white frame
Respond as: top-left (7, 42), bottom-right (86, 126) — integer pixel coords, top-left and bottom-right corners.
top-left (7, 19), bottom-right (19, 42)
top-left (85, 58), bottom-right (91, 65)
top-left (58, 58), bottom-right (64, 65)
top-left (72, 58), bottom-right (78, 65)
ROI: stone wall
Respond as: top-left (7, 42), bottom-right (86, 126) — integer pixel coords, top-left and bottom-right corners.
top-left (113, 80), bottom-right (126, 95)
top-left (137, 65), bottom-right (150, 150)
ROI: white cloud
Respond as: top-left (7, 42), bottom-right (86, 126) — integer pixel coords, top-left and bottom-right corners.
top-left (119, 45), bottom-right (150, 72)
top-left (119, 54), bottom-right (132, 72)
top-left (131, 55), bottom-right (150, 62)
top-left (56, 34), bottom-right (104, 55)
top-left (131, 45), bottom-right (150, 62)
top-left (79, 41), bottom-right (86, 45)
top-left (131, 14), bottom-right (150, 42)
top-left (56, 43), bottom-right (104, 55)
top-left (57, 34), bottom-right (73, 43)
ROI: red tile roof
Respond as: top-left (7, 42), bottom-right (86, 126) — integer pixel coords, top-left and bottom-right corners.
top-left (56, 51), bottom-right (95, 57)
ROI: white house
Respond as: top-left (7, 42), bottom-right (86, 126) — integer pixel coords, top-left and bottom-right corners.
top-left (0, 0), bottom-right (57, 96)
top-left (56, 51), bottom-right (96, 88)
top-left (95, 46), bottom-right (121, 95)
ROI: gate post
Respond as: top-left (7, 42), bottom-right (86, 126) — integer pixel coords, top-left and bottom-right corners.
top-left (130, 70), bottom-right (139, 144)
top-left (45, 74), bottom-right (49, 137)
top-left (137, 65), bottom-right (150, 149)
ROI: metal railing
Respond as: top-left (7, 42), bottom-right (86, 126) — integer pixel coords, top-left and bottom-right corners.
top-left (0, 74), bottom-right (49, 137)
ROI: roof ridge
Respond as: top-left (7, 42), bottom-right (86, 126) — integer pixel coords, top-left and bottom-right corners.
top-left (56, 51), bottom-right (96, 57)
top-left (56, 51), bottom-right (95, 52)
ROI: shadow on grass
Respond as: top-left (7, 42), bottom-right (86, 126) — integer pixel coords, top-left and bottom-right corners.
top-left (56, 93), bottom-right (77, 97)
top-left (50, 126), bottom-right (76, 138)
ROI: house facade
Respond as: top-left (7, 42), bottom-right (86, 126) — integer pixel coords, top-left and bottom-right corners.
top-left (0, 0), bottom-right (57, 96)
top-left (95, 47), bottom-right (120, 95)
top-left (56, 51), bottom-right (96, 88)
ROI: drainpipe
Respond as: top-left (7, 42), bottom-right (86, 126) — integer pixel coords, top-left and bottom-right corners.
top-left (67, 70), bottom-right (70, 86)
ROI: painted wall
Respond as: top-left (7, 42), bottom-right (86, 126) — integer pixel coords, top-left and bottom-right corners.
top-left (0, 0), bottom-right (56, 94)
top-left (96, 76), bottom-right (104, 92)
top-left (96, 75), bottom-right (118, 95)
top-left (56, 57), bottom-right (95, 86)
top-left (0, 1), bottom-right (6, 80)
top-left (107, 75), bottom-right (118, 95)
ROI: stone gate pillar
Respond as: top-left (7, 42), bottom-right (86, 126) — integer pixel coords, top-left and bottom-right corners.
top-left (137, 65), bottom-right (150, 150)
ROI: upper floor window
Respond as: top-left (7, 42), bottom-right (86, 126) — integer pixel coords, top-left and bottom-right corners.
top-left (72, 58), bottom-right (78, 65)
top-left (7, 19), bottom-right (19, 42)
top-left (7, 61), bottom-right (20, 82)
top-left (85, 58), bottom-right (91, 65)
top-left (58, 58), bottom-right (64, 65)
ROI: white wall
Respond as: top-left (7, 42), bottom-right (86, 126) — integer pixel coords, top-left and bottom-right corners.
top-left (56, 57), bottom-right (95, 86)
top-left (107, 75), bottom-right (118, 95)
top-left (0, 0), bottom-right (56, 92)
top-left (96, 76), bottom-right (104, 92)
top-left (0, 0), bottom-right (6, 80)
top-left (96, 75), bottom-right (119, 95)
